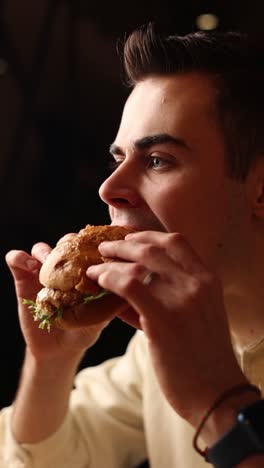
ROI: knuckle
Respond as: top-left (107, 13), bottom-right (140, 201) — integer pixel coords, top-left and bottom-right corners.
top-left (187, 277), bottom-right (202, 298)
top-left (200, 272), bottom-right (216, 289)
top-left (98, 271), bottom-right (111, 286)
top-left (187, 273), bottom-right (215, 300)
top-left (130, 263), bottom-right (145, 277)
top-left (166, 232), bottom-right (184, 248)
top-left (165, 233), bottom-right (185, 254)
top-left (98, 271), bottom-right (115, 291)
top-left (140, 244), bottom-right (160, 260)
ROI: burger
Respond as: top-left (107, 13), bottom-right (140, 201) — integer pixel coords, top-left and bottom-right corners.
top-left (23, 225), bottom-right (134, 331)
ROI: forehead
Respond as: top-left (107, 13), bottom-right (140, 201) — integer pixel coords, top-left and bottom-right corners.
top-left (116, 73), bottom-right (220, 146)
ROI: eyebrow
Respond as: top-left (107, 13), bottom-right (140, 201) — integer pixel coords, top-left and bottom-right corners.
top-left (109, 133), bottom-right (190, 156)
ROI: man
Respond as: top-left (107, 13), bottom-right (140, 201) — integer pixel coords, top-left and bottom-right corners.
top-left (1, 24), bottom-right (264, 467)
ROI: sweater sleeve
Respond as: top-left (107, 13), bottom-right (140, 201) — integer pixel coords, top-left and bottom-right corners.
top-left (0, 331), bottom-right (147, 468)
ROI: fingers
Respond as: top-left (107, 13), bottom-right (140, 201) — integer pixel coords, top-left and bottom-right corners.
top-left (6, 242), bottom-right (52, 281)
top-left (99, 240), bottom-right (177, 281)
top-left (89, 231), bottom-right (210, 337)
top-left (32, 234), bottom-right (77, 263)
top-left (31, 242), bottom-right (52, 263)
top-left (5, 250), bottom-right (42, 302)
top-left (87, 261), bottom-right (153, 291)
top-left (6, 234), bottom-right (74, 274)
top-left (6, 250), bottom-right (41, 277)
top-left (125, 230), bottom-right (206, 274)
top-left (29, 235), bottom-right (77, 267)
top-left (86, 261), bottom-right (168, 337)
top-left (87, 263), bottom-right (161, 334)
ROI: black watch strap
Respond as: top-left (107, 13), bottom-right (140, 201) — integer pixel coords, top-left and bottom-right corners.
top-left (205, 398), bottom-right (264, 468)
top-left (206, 420), bottom-right (262, 468)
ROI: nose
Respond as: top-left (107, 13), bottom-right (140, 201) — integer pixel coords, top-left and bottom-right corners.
top-left (99, 162), bottom-right (142, 208)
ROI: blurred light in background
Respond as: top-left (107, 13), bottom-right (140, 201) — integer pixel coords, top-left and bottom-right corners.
top-left (196, 13), bottom-right (219, 31)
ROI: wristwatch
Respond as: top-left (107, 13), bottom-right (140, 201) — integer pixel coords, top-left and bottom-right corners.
top-left (206, 399), bottom-right (264, 468)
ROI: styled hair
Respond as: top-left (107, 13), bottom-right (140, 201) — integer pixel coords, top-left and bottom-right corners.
top-left (121, 23), bottom-right (264, 180)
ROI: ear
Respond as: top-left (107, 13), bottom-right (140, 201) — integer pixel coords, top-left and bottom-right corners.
top-left (248, 159), bottom-right (264, 219)
top-left (254, 183), bottom-right (264, 217)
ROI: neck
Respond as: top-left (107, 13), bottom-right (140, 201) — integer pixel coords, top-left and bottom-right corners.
top-left (223, 275), bottom-right (264, 352)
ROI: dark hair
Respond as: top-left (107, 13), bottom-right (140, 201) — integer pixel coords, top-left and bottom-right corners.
top-left (121, 23), bottom-right (264, 180)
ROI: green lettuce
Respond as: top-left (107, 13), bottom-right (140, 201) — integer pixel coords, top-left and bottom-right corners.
top-left (23, 289), bottom-right (110, 333)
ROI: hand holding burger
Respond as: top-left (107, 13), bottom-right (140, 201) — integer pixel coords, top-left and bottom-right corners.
top-left (23, 225), bottom-right (134, 331)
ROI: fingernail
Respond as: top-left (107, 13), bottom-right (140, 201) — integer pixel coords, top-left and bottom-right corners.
top-left (26, 260), bottom-right (39, 271)
top-left (125, 233), bottom-right (134, 239)
top-left (86, 266), bottom-right (97, 279)
top-left (98, 242), bottom-right (108, 252)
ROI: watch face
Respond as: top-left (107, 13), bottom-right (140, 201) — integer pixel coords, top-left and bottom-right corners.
top-left (238, 399), bottom-right (264, 440)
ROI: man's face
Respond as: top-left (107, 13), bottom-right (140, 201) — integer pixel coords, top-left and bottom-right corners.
top-left (99, 73), bottom-right (250, 272)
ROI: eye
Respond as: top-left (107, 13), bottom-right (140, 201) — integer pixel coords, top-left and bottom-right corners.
top-left (149, 155), bottom-right (169, 170)
top-left (151, 156), bottom-right (163, 168)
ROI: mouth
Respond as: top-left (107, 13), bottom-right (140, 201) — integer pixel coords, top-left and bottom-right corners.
top-left (110, 222), bottom-right (141, 231)
top-left (108, 204), bottom-right (166, 232)
top-left (109, 208), bottom-right (166, 232)
top-left (110, 222), bottom-right (167, 233)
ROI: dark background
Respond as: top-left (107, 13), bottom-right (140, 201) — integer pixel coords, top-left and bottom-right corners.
top-left (0, 0), bottom-right (263, 410)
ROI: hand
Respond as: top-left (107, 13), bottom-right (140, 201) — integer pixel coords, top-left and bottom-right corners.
top-left (87, 230), bottom-right (247, 426)
top-left (6, 235), bottom-right (110, 363)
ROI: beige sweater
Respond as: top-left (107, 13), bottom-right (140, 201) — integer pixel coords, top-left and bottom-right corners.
top-left (0, 330), bottom-right (264, 468)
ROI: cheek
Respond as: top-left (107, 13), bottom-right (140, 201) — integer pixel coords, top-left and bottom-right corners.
top-left (147, 179), bottom-right (193, 232)
top-left (150, 178), bottom-right (228, 258)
